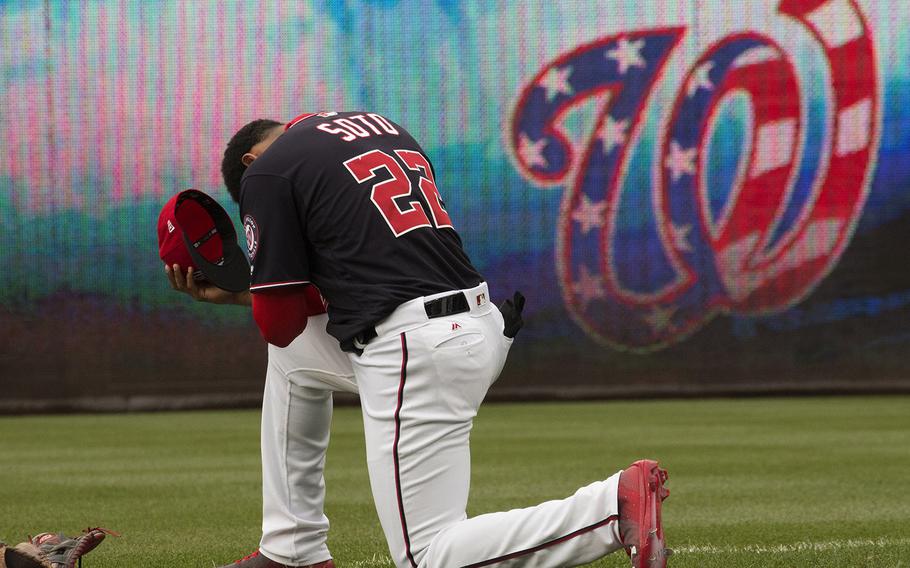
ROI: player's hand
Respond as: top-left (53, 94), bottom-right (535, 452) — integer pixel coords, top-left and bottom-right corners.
top-left (165, 264), bottom-right (252, 306)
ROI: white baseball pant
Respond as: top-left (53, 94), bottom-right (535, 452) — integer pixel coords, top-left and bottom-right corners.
top-left (351, 283), bottom-right (625, 568)
top-left (260, 314), bottom-right (357, 566)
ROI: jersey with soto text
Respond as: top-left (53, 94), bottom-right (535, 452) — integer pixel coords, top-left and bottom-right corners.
top-left (239, 111), bottom-right (482, 344)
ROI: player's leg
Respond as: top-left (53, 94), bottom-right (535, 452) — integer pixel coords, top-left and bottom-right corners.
top-left (258, 315), bottom-right (357, 566)
top-left (409, 305), bottom-right (666, 568)
top-left (405, 295), bottom-right (622, 568)
top-left (421, 476), bottom-right (624, 567)
top-left (354, 332), bottom-right (474, 568)
top-left (422, 460), bottom-right (670, 568)
top-left (351, 286), bottom-right (510, 567)
top-left (259, 353), bottom-right (333, 565)
top-left (353, 286), bottom-right (664, 568)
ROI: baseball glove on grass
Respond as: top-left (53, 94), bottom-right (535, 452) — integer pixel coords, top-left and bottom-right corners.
top-left (1, 528), bottom-right (117, 568)
top-left (2, 541), bottom-right (44, 568)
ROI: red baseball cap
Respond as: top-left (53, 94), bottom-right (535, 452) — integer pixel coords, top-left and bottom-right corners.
top-left (157, 189), bottom-right (250, 293)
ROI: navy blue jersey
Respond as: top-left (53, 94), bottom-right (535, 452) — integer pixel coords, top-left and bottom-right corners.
top-left (239, 112), bottom-right (482, 344)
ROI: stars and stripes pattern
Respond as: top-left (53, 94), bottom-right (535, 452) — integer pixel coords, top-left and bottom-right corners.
top-left (511, 29), bottom-right (684, 184)
top-left (511, 28), bottom-right (687, 348)
top-left (509, 0), bottom-right (879, 352)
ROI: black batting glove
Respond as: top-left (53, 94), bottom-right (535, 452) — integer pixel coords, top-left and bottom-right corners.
top-left (498, 291), bottom-right (526, 339)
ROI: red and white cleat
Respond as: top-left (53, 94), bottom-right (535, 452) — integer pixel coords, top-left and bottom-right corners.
top-left (618, 459), bottom-right (671, 568)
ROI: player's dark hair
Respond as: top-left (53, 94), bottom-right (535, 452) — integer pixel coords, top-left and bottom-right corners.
top-left (221, 119), bottom-right (283, 203)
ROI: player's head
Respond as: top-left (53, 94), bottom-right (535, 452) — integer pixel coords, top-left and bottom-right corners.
top-left (221, 119), bottom-right (284, 203)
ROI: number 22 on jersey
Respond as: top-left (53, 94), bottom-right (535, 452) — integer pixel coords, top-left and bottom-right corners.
top-left (343, 149), bottom-right (454, 237)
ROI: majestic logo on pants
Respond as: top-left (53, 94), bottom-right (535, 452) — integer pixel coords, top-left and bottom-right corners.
top-left (507, 0), bottom-right (880, 352)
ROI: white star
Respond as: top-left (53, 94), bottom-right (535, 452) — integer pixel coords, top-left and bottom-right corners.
top-left (572, 195), bottom-right (607, 234)
top-left (538, 65), bottom-right (574, 102)
top-left (670, 223), bottom-right (693, 253)
top-left (687, 62), bottom-right (714, 98)
top-left (606, 38), bottom-right (646, 75)
top-left (665, 141), bottom-right (698, 182)
top-left (572, 265), bottom-right (605, 309)
top-left (598, 116), bottom-right (629, 154)
top-left (518, 133), bottom-right (548, 169)
top-left (643, 304), bottom-right (677, 332)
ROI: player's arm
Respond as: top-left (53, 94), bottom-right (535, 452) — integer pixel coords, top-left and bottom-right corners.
top-left (251, 287), bottom-right (309, 348)
top-left (167, 262), bottom-right (324, 347)
top-left (242, 173), bottom-right (313, 347)
top-left (168, 259), bottom-right (311, 347)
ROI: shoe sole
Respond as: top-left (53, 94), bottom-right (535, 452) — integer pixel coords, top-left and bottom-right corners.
top-left (630, 459), bottom-right (671, 568)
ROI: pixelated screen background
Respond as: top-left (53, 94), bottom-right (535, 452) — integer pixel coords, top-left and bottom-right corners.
top-left (2, 0), bottom-right (909, 410)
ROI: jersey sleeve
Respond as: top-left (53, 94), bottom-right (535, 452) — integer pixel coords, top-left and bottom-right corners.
top-left (239, 174), bottom-right (310, 292)
top-left (251, 287), bottom-right (310, 347)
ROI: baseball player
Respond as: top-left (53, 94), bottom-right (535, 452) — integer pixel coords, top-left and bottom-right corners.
top-left (216, 110), bottom-right (671, 568)
top-left (159, 176), bottom-right (356, 566)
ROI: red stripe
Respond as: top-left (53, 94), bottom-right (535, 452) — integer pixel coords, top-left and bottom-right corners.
top-left (393, 333), bottom-right (418, 568)
top-left (460, 515), bottom-right (619, 568)
top-left (828, 40), bottom-right (875, 110)
top-left (778, 0), bottom-right (828, 14)
top-left (724, 59), bottom-right (800, 123)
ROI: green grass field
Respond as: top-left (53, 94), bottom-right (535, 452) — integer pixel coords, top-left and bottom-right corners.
top-left (1, 396), bottom-right (909, 567)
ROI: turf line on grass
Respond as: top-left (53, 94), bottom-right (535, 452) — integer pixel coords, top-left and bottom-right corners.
top-left (673, 537), bottom-right (910, 555)
top-left (345, 553), bottom-right (395, 567)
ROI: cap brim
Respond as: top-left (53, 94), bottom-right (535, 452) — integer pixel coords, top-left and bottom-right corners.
top-left (185, 239), bottom-right (250, 293)
top-left (176, 190), bottom-right (251, 293)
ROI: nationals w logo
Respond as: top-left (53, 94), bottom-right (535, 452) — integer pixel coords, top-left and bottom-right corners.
top-left (508, 0), bottom-right (880, 352)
